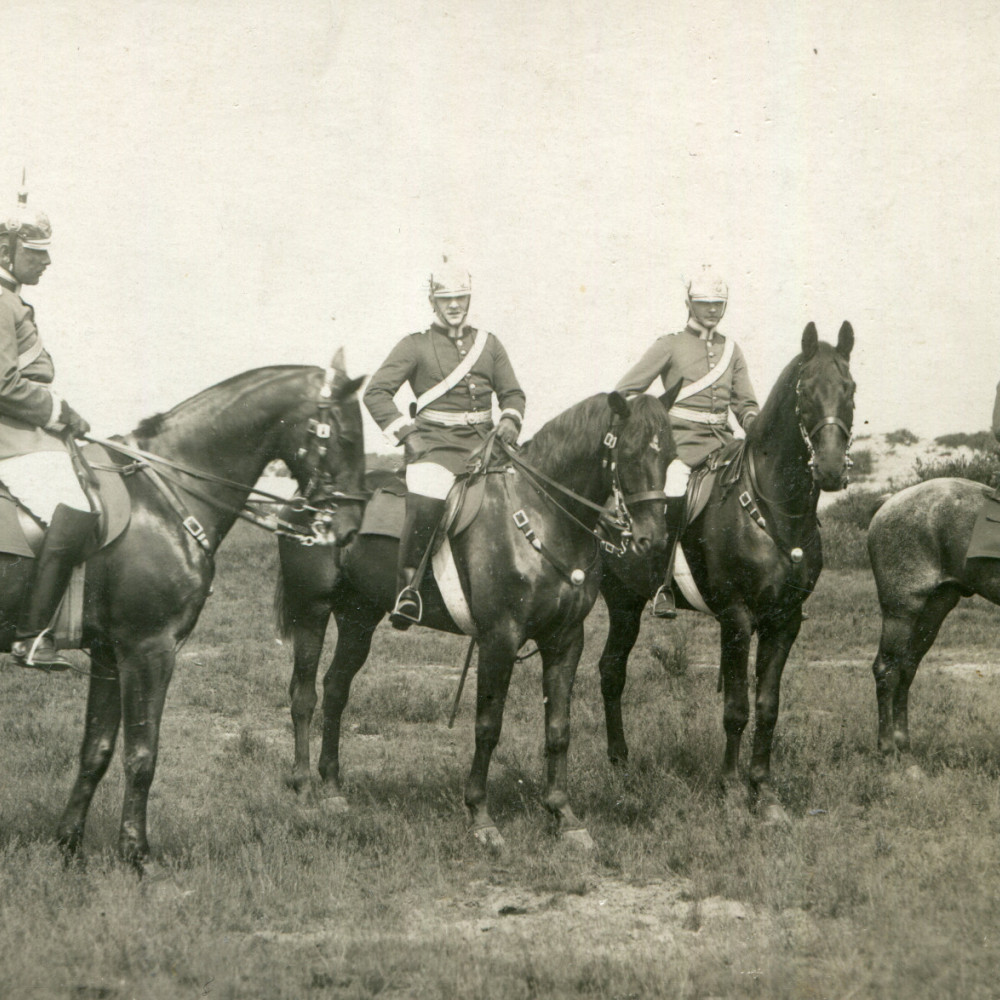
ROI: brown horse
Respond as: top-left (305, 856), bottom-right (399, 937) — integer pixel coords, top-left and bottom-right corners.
top-left (276, 392), bottom-right (674, 850)
top-left (2, 358), bottom-right (366, 866)
top-left (596, 323), bottom-right (856, 822)
top-left (868, 477), bottom-right (1000, 754)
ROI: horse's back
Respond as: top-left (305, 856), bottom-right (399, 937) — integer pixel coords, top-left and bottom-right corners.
top-left (868, 478), bottom-right (988, 605)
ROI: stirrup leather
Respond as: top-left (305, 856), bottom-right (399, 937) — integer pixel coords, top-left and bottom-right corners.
top-left (391, 586), bottom-right (423, 625)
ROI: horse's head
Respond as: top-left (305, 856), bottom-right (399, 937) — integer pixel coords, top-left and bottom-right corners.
top-left (795, 321), bottom-right (856, 491)
top-left (606, 391), bottom-right (676, 556)
top-left (285, 349), bottom-right (367, 547)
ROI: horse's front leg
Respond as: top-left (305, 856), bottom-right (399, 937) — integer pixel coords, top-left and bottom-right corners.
top-left (597, 572), bottom-right (647, 767)
top-left (116, 637), bottom-right (176, 869)
top-left (464, 626), bottom-right (519, 851)
top-left (538, 623), bottom-right (593, 850)
top-left (57, 639), bottom-right (121, 860)
top-left (287, 609), bottom-right (330, 793)
top-left (316, 598), bottom-right (381, 811)
top-left (750, 611), bottom-right (802, 824)
top-left (718, 608), bottom-right (753, 796)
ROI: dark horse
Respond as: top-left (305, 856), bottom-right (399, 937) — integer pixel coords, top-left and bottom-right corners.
top-left (596, 323), bottom-right (856, 822)
top-left (1, 358), bottom-right (366, 865)
top-left (868, 477), bottom-right (1000, 755)
top-left (276, 392), bottom-right (674, 850)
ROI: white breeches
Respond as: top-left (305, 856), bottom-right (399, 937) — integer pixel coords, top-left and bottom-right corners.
top-left (406, 461), bottom-right (456, 500)
top-left (0, 451), bottom-right (89, 522)
top-left (665, 457), bottom-right (692, 498)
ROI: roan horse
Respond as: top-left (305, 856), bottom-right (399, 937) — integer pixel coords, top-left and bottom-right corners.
top-left (868, 477), bottom-right (1000, 755)
top-left (1, 358), bottom-right (366, 866)
top-left (596, 323), bottom-right (856, 822)
top-left (276, 392), bottom-right (674, 850)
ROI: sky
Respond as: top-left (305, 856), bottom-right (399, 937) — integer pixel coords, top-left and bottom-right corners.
top-left (2, 0), bottom-right (998, 449)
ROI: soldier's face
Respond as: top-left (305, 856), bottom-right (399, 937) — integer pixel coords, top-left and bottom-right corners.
top-left (431, 294), bottom-right (470, 329)
top-left (10, 245), bottom-right (50, 285)
top-left (689, 299), bottom-right (726, 328)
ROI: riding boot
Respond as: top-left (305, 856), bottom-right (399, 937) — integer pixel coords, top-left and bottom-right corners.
top-left (651, 496), bottom-right (686, 620)
top-left (390, 495), bottom-right (446, 630)
top-left (11, 504), bottom-right (100, 671)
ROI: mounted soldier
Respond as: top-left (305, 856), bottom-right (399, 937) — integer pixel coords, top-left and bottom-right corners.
top-left (0, 185), bottom-right (96, 670)
top-left (614, 268), bottom-right (759, 617)
top-left (363, 261), bottom-right (526, 629)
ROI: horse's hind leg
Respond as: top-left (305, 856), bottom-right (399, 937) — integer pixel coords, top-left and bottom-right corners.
top-left (872, 585), bottom-right (959, 754)
top-left (597, 573), bottom-right (646, 768)
top-left (718, 608), bottom-right (753, 795)
top-left (287, 607), bottom-right (330, 794)
top-left (315, 594), bottom-right (381, 808)
top-left (57, 639), bottom-right (121, 860)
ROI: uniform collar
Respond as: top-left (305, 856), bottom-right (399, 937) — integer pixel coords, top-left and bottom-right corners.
top-left (685, 317), bottom-right (719, 342)
top-left (431, 322), bottom-right (474, 341)
top-left (0, 266), bottom-right (19, 293)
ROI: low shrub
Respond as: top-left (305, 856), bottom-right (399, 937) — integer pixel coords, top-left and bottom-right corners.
top-left (934, 430), bottom-right (998, 452)
top-left (885, 427), bottom-right (919, 446)
top-left (913, 451), bottom-right (1000, 489)
top-left (849, 447), bottom-right (874, 478)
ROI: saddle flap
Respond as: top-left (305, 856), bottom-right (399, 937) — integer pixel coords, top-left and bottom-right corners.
top-left (966, 493), bottom-right (1000, 561)
top-left (0, 443), bottom-right (132, 559)
top-left (686, 439), bottom-right (747, 524)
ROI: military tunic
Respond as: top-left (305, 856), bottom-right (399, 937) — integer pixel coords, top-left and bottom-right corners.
top-left (364, 323), bottom-right (526, 477)
top-left (0, 273), bottom-right (65, 461)
top-left (615, 324), bottom-right (759, 467)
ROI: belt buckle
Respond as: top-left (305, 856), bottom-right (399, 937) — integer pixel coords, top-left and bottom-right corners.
top-left (512, 508), bottom-right (529, 528)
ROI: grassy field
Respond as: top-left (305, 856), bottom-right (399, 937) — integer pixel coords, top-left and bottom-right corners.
top-left (2, 523), bottom-right (1000, 999)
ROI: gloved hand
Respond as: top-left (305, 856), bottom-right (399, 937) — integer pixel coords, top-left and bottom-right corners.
top-left (59, 400), bottom-right (91, 438)
top-left (496, 415), bottom-right (520, 447)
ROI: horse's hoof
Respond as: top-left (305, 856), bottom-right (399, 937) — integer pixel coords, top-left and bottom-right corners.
top-left (472, 825), bottom-right (505, 852)
top-left (560, 827), bottom-right (596, 852)
top-left (761, 802), bottom-right (791, 827)
top-left (319, 795), bottom-right (351, 814)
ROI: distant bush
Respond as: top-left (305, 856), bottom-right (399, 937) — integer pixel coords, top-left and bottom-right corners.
top-left (934, 430), bottom-right (999, 453)
top-left (913, 451), bottom-right (1000, 489)
top-left (849, 447), bottom-right (874, 478)
top-left (819, 487), bottom-right (889, 570)
top-left (885, 428), bottom-right (919, 446)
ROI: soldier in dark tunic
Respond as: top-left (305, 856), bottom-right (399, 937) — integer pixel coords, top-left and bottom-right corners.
top-left (614, 269), bottom-right (759, 617)
top-left (363, 262), bottom-right (525, 628)
top-left (0, 188), bottom-right (96, 670)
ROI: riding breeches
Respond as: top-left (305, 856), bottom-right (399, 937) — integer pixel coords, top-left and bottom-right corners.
top-left (665, 457), bottom-right (692, 499)
top-left (0, 450), bottom-right (89, 523)
top-left (405, 460), bottom-right (455, 500)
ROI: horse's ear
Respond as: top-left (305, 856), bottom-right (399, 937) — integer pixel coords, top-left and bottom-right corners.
top-left (801, 322), bottom-right (819, 359)
top-left (658, 378), bottom-right (683, 412)
top-left (836, 321), bottom-right (854, 360)
top-left (339, 375), bottom-right (366, 399)
top-left (329, 347), bottom-right (346, 373)
top-left (607, 391), bottom-right (630, 420)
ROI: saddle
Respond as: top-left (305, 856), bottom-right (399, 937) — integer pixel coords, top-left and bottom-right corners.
top-left (685, 438), bottom-right (747, 523)
top-left (965, 488), bottom-right (1000, 561)
top-left (0, 443), bottom-right (132, 559)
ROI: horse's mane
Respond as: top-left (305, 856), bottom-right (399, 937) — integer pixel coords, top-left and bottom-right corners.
top-left (131, 365), bottom-right (317, 444)
top-left (524, 393), bottom-right (668, 479)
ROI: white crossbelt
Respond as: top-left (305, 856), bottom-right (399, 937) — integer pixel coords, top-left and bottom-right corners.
top-left (17, 339), bottom-right (43, 369)
top-left (414, 329), bottom-right (488, 412)
top-left (418, 408), bottom-right (493, 426)
top-left (669, 405), bottom-right (728, 425)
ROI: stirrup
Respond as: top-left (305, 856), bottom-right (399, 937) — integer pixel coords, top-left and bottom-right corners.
top-left (11, 631), bottom-right (72, 672)
top-left (651, 584), bottom-right (678, 620)
top-left (389, 587), bottom-right (423, 630)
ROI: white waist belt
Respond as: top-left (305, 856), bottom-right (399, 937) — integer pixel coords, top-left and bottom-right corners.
top-left (669, 405), bottom-right (728, 426)
top-left (418, 408), bottom-right (493, 427)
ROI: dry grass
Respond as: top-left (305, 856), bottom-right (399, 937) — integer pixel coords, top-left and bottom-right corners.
top-left (1, 525), bottom-right (999, 998)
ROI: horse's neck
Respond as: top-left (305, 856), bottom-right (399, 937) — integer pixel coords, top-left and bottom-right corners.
top-left (135, 373), bottom-right (304, 542)
top-left (748, 399), bottom-right (818, 538)
top-left (521, 438), bottom-right (606, 526)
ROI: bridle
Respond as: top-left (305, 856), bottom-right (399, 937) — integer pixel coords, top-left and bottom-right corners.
top-left (795, 376), bottom-right (854, 489)
top-left (601, 421), bottom-right (669, 552)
